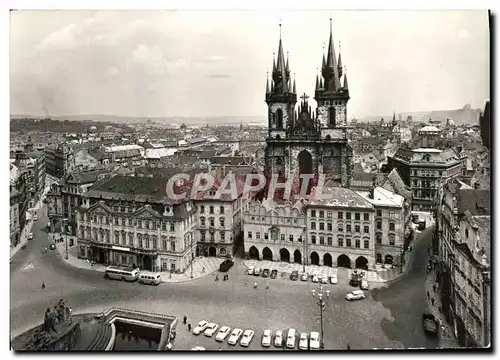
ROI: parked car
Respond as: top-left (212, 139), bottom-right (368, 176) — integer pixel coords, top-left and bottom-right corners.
top-left (312, 275), bottom-right (319, 283)
top-left (299, 333), bottom-right (309, 350)
top-left (261, 329), bottom-right (272, 347)
top-left (320, 276), bottom-right (328, 284)
top-left (360, 280), bottom-right (369, 290)
top-left (193, 320), bottom-right (209, 335)
top-left (349, 271), bottom-right (361, 287)
top-left (274, 330), bottom-right (284, 347)
top-left (253, 268), bottom-right (261, 276)
top-left (191, 346), bottom-right (205, 351)
top-left (203, 323), bottom-right (219, 337)
top-left (50, 243), bottom-right (56, 250)
top-left (240, 329), bottom-right (255, 347)
top-left (219, 259), bottom-right (234, 272)
top-left (345, 290), bottom-right (365, 301)
top-left (309, 332), bottom-right (320, 350)
top-left (418, 220), bottom-right (426, 231)
top-left (286, 328), bottom-right (296, 348)
top-left (262, 269), bottom-right (270, 278)
top-left (412, 214), bottom-right (420, 224)
top-left (300, 273), bottom-right (308, 282)
top-left (422, 312), bottom-right (439, 336)
top-left (33, 214), bottom-right (38, 221)
top-left (28, 233), bottom-right (34, 241)
top-left (21, 244), bottom-right (27, 249)
top-left (215, 326), bottom-right (231, 342)
top-left (329, 274), bottom-right (338, 284)
top-left (290, 270), bottom-right (299, 281)
top-left (228, 328), bottom-right (243, 345)
top-left (270, 269), bottom-right (278, 279)
top-left (247, 266), bottom-right (255, 275)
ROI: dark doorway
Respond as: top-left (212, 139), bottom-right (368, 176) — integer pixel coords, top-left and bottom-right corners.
top-left (355, 256), bottom-right (368, 270)
top-left (298, 150), bottom-right (314, 194)
top-left (97, 249), bottom-right (105, 264)
top-left (262, 247), bottom-right (273, 261)
top-left (310, 251), bottom-right (319, 265)
top-left (280, 248), bottom-right (290, 263)
top-left (337, 254), bottom-right (351, 268)
top-left (249, 246), bottom-right (259, 260)
top-left (143, 255), bottom-right (153, 271)
top-left (323, 253), bottom-right (333, 267)
top-left (209, 246), bottom-right (217, 257)
top-left (293, 249), bottom-right (302, 264)
top-left (384, 254), bottom-right (394, 264)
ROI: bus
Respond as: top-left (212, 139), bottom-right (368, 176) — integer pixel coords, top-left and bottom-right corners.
top-left (104, 266), bottom-right (139, 282)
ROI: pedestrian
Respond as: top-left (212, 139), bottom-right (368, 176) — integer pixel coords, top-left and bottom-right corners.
top-left (202, 266), bottom-right (205, 273)
top-left (183, 316), bottom-right (187, 324)
top-left (227, 274), bottom-right (230, 280)
top-left (347, 344), bottom-right (351, 350)
top-left (41, 282), bottom-right (46, 290)
top-left (431, 298), bottom-right (435, 306)
top-left (187, 324), bottom-right (192, 332)
top-left (215, 275), bottom-right (219, 281)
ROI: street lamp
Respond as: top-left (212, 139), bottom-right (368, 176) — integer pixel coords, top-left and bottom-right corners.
top-left (302, 223), bottom-right (308, 273)
top-left (311, 284), bottom-right (330, 350)
top-left (62, 217), bottom-right (69, 260)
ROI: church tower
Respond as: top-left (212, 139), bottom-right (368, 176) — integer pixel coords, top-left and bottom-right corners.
top-left (313, 19), bottom-right (353, 187)
top-left (264, 25), bottom-right (297, 178)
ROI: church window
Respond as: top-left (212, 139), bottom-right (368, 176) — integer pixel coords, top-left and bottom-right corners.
top-left (329, 107), bottom-right (336, 126)
top-left (276, 109), bottom-right (284, 129)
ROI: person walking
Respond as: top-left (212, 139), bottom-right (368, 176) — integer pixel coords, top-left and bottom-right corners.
top-left (183, 316), bottom-right (187, 325)
top-left (187, 324), bottom-right (192, 332)
top-left (41, 282), bottom-right (46, 290)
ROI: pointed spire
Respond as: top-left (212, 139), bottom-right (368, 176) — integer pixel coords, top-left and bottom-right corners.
top-left (292, 73), bottom-right (296, 94)
top-left (320, 77), bottom-right (323, 89)
top-left (315, 72), bottom-right (319, 90)
top-left (266, 72), bottom-right (270, 94)
top-left (343, 66), bottom-right (348, 90)
top-left (321, 43), bottom-right (326, 69)
top-left (272, 50), bottom-right (276, 73)
top-left (337, 41), bottom-right (343, 78)
top-left (326, 17), bottom-right (336, 68)
top-left (286, 52), bottom-right (290, 72)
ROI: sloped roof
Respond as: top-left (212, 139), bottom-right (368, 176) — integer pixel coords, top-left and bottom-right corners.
top-left (309, 186), bottom-right (374, 209)
top-left (457, 189), bottom-right (490, 216)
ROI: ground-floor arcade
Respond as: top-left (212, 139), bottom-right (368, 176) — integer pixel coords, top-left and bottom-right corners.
top-left (244, 241), bottom-right (376, 270)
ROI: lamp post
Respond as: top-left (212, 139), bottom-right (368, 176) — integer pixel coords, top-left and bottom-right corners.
top-left (62, 217), bottom-right (69, 260)
top-left (311, 284), bottom-right (330, 350)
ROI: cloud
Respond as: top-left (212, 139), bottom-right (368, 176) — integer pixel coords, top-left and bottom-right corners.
top-left (206, 73), bottom-right (231, 79)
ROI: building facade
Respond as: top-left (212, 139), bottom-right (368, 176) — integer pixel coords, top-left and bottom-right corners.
top-left (10, 188), bottom-right (20, 247)
top-left (76, 176), bottom-right (196, 273)
top-left (264, 22), bottom-right (353, 187)
top-left (387, 147), bottom-right (461, 211)
top-left (358, 186), bottom-right (409, 265)
top-left (45, 144), bottom-right (75, 179)
top-left (244, 200), bottom-right (307, 263)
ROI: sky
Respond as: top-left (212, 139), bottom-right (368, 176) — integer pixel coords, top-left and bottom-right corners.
top-left (9, 10), bottom-right (490, 118)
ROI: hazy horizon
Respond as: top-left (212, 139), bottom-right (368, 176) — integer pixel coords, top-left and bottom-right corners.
top-left (10, 10), bottom-right (490, 118)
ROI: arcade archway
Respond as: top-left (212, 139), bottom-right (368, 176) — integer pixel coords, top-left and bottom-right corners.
top-left (337, 254), bottom-right (351, 268)
top-left (385, 254), bottom-right (394, 264)
top-left (280, 248), bottom-right (290, 263)
top-left (355, 256), bottom-right (368, 270)
top-left (293, 249), bottom-right (302, 264)
top-left (248, 246), bottom-right (259, 260)
top-left (262, 247), bottom-right (273, 261)
top-left (323, 253), bottom-right (333, 267)
top-left (310, 251), bottom-right (320, 266)
top-left (208, 246), bottom-right (217, 257)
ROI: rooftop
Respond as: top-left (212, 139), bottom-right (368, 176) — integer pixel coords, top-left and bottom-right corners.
top-left (309, 186), bottom-right (374, 209)
top-left (419, 125), bottom-right (440, 133)
top-left (357, 186), bottom-right (405, 208)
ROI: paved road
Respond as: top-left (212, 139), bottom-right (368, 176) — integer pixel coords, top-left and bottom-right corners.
top-left (10, 206), bottom-right (437, 350)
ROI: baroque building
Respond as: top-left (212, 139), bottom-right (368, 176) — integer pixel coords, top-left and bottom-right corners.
top-left (264, 22), bottom-right (353, 188)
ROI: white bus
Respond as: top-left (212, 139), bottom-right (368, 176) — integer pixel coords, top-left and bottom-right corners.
top-left (105, 266), bottom-right (139, 282)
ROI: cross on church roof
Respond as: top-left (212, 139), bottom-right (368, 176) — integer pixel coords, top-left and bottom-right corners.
top-left (300, 93), bottom-right (309, 102)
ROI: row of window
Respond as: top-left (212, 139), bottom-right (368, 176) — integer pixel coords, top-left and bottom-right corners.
top-left (376, 222), bottom-right (396, 231)
top-left (311, 210), bottom-right (398, 220)
top-left (248, 231), bottom-right (302, 243)
top-left (200, 230), bottom-right (227, 242)
top-left (311, 222), bottom-right (371, 233)
top-left (200, 216), bottom-right (225, 228)
top-left (310, 235), bottom-right (370, 249)
top-left (81, 227), bottom-right (179, 251)
top-left (85, 214), bottom-right (177, 232)
top-left (199, 205), bottom-right (225, 214)
top-left (375, 233), bottom-right (396, 245)
top-left (249, 216), bottom-right (300, 225)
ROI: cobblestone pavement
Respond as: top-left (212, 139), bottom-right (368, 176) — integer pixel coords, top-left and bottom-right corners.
top-left (50, 235), bottom-right (223, 283)
top-left (424, 266), bottom-right (461, 348)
